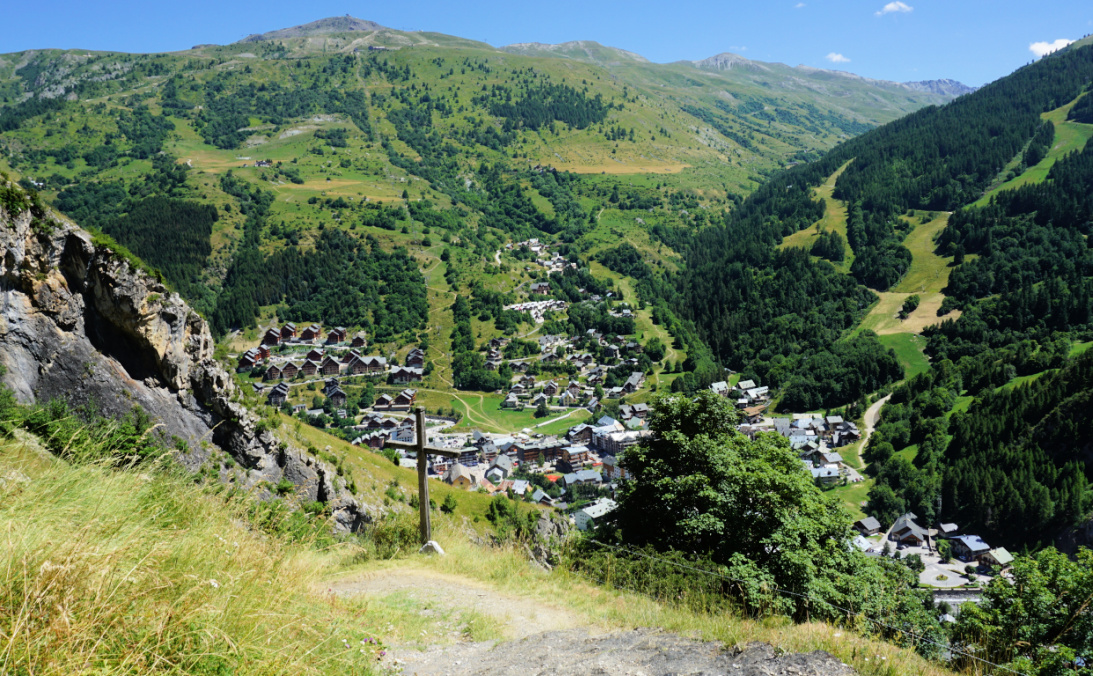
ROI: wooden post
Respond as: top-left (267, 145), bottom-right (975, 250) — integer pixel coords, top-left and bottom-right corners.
top-left (415, 407), bottom-right (431, 544)
top-left (383, 406), bottom-right (460, 547)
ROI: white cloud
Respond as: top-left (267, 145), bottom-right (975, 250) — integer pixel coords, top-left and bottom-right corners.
top-left (1029, 39), bottom-right (1074, 58)
top-left (795, 2), bottom-right (806, 7)
top-left (875, 2), bottom-right (913, 16)
top-left (826, 52), bottom-right (851, 64)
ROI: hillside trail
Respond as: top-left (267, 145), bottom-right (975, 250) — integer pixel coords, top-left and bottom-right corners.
top-left (329, 567), bottom-right (854, 676)
top-left (328, 567), bottom-right (598, 673)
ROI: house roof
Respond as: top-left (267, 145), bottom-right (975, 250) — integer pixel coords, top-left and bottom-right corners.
top-left (987, 547), bottom-right (1014, 565)
top-left (852, 535), bottom-right (874, 552)
top-left (579, 498), bottom-right (617, 520)
top-left (490, 455), bottom-right (514, 472)
top-left (445, 463), bottom-right (472, 482)
top-left (953, 535), bottom-right (991, 553)
top-left (855, 516), bottom-right (882, 531)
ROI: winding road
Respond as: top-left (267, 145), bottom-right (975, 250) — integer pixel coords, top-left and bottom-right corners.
top-left (860, 394), bottom-right (891, 455)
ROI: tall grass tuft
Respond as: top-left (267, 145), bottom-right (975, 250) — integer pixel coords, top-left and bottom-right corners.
top-left (0, 449), bottom-right (384, 675)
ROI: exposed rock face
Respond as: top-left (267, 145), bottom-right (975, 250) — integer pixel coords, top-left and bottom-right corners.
top-left (902, 79), bottom-right (977, 97)
top-left (0, 185), bottom-right (369, 532)
top-left (529, 511), bottom-right (571, 570)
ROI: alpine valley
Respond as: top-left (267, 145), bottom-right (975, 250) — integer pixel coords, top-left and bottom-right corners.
top-left (2, 15), bottom-right (1093, 676)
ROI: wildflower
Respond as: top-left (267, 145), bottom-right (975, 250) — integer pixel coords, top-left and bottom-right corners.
top-left (209, 579), bottom-right (220, 588)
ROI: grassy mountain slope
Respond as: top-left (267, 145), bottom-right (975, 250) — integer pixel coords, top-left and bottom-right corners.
top-left (1, 430), bottom-right (962, 676)
top-left (0, 20), bottom-right (963, 428)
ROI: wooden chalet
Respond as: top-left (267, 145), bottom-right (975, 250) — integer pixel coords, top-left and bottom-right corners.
top-left (299, 323), bottom-right (322, 341)
top-left (391, 366), bottom-right (423, 384)
top-left (264, 364), bottom-right (282, 381)
top-left (392, 389), bottom-right (417, 408)
top-left (280, 323), bottom-right (297, 340)
top-left (262, 328), bottom-right (282, 346)
top-left (280, 362), bottom-right (300, 379)
top-left (320, 356), bottom-right (340, 376)
top-left (267, 382), bottom-right (290, 406)
top-left (351, 332), bottom-right (368, 348)
top-left (328, 387), bottom-right (348, 407)
top-left (300, 360), bottom-right (319, 377)
top-left (406, 347), bottom-right (426, 368)
top-left (327, 327), bottom-right (348, 344)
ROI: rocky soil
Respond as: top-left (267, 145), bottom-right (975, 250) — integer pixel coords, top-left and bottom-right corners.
top-left (333, 564), bottom-right (856, 676)
top-left (0, 180), bottom-right (368, 531)
top-left (395, 631), bottom-right (856, 676)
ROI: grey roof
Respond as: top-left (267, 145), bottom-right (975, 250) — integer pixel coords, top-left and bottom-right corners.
top-left (953, 535), bottom-right (991, 553)
top-left (855, 516), bottom-right (882, 531)
top-left (891, 513), bottom-right (929, 540)
top-left (490, 454), bottom-right (514, 472)
top-left (579, 498), bottom-right (617, 519)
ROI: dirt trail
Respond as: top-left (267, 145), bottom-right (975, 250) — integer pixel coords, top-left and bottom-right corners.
top-left (861, 394), bottom-right (891, 452)
top-left (330, 568), bottom-right (595, 673)
top-left (330, 568), bottom-right (853, 676)
top-left (331, 569), bottom-right (585, 640)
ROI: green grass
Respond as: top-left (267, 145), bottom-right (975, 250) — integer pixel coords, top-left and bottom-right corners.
top-left (891, 211), bottom-right (953, 294)
top-left (0, 439), bottom-right (385, 675)
top-left (831, 479), bottom-right (871, 521)
top-left (778, 161), bottom-right (854, 274)
top-left (949, 396), bottom-right (974, 417)
top-left (876, 333), bottom-right (930, 381)
top-left (974, 93), bottom-right (1093, 206)
top-left (1069, 340), bottom-right (1093, 358)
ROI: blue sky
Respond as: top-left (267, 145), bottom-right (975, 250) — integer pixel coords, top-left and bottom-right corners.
top-left (2, 1), bottom-right (1090, 87)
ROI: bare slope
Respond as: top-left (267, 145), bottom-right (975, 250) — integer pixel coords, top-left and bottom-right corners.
top-left (237, 16), bottom-right (388, 42)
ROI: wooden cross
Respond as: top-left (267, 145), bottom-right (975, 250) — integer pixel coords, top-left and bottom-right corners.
top-left (384, 407), bottom-right (461, 544)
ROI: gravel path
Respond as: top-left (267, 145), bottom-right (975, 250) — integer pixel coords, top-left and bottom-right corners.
top-left (331, 569), bottom-right (856, 676)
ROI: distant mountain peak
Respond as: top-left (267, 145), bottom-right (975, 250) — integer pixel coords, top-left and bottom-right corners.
top-left (901, 79), bottom-right (977, 97)
top-left (499, 40), bottom-right (649, 65)
top-left (692, 52), bottom-right (770, 73)
top-left (236, 16), bottom-right (387, 43)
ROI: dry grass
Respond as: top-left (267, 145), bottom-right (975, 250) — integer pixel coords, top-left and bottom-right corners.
top-left (562, 162), bottom-right (691, 174)
top-left (0, 442), bottom-right (384, 675)
top-left (857, 292), bottom-right (959, 336)
top-left (351, 519), bottom-right (963, 676)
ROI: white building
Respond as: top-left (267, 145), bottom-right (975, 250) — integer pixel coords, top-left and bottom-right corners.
top-left (575, 498), bottom-right (618, 531)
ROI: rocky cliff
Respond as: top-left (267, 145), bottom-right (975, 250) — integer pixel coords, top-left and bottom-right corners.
top-left (0, 178), bottom-right (368, 532)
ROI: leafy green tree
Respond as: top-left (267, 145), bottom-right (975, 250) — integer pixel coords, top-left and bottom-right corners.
top-left (952, 548), bottom-right (1093, 676)
top-left (644, 337), bottom-right (666, 362)
top-left (615, 392), bottom-right (853, 607)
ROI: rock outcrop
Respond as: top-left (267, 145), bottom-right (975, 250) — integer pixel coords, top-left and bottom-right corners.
top-left (0, 180), bottom-right (368, 532)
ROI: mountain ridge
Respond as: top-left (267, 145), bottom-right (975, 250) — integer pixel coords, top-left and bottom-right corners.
top-left (236, 16), bottom-right (388, 43)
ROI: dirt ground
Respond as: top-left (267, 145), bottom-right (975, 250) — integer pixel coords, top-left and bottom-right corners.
top-left (329, 568), bottom-right (855, 676)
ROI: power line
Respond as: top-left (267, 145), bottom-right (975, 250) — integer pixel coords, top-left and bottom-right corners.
top-left (583, 538), bottom-right (1028, 676)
